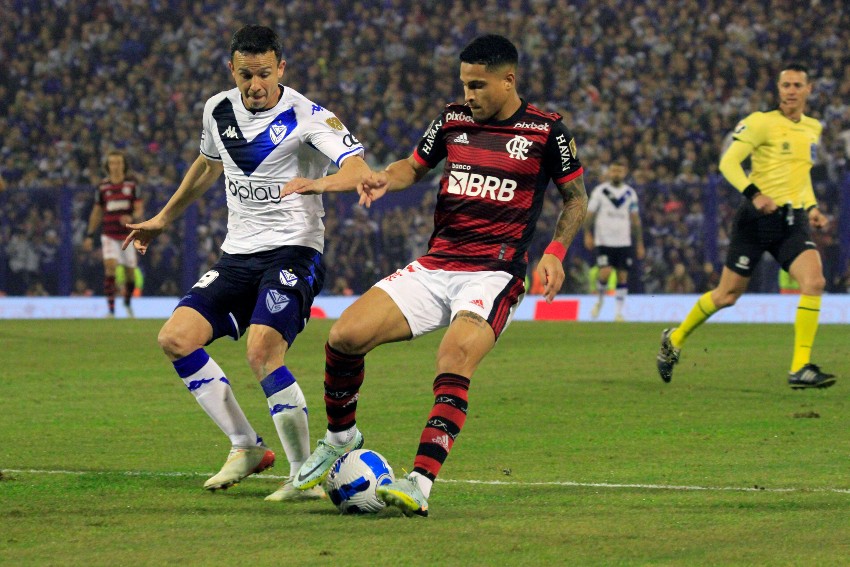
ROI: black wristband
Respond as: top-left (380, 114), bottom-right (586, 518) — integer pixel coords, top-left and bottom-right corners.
top-left (742, 184), bottom-right (761, 201)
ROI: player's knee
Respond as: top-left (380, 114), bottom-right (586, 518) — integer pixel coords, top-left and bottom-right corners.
top-left (328, 320), bottom-right (367, 355)
top-left (436, 345), bottom-right (473, 375)
top-left (245, 344), bottom-right (275, 377)
top-left (158, 326), bottom-right (193, 359)
top-left (713, 289), bottom-right (741, 308)
top-left (799, 273), bottom-right (826, 295)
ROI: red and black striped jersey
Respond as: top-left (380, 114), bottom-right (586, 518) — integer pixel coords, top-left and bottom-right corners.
top-left (95, 177), bottom-right (141, 239)
top-left (413, 101), bottom-right (583, 278)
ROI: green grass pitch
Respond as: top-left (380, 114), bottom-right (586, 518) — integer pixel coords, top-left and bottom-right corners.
top-left (1, 319), bottom-right (849, 565)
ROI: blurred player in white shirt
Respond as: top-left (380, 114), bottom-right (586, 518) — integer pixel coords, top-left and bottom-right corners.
top-left (583, 158), bottom-right (644, 321)
top-left (124, 25), bottom-right (369, 501)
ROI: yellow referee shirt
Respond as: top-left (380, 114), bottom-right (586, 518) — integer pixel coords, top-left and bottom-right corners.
top-left (719, 110), bottom-right (821, 209)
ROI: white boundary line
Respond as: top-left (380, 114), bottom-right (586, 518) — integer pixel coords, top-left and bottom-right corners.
top-left (3, 468), bottom-right (850, 494)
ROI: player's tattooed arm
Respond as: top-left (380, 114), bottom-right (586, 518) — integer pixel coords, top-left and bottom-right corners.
top-left (553, 175), bottom-right (589, 248)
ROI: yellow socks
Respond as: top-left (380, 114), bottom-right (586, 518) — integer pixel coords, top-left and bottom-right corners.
top-left (670, 292), bottom-right (719, 348)
top-left (791, 294), bottom-right (821, 372)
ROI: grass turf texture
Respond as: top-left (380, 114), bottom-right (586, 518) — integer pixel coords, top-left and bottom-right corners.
top-left (1, 319), bottom-right (849, 565)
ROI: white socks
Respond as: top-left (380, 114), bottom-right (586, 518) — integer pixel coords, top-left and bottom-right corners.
top-left (260, 366), bottom-right (311, 477)
top-left (173, 349), bottom-right (257, 448)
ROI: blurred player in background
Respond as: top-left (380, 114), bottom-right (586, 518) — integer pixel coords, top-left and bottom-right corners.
top-left (83, 150), bottom-right (143, 317)
top-left (584, 158), bottom-right (644, 321)
top-left (657, 63), bottom-right (834, 389)
top-left (288, 35), bottom-right (587, 516)
top-left (123, 25), bottom-right (370, 501)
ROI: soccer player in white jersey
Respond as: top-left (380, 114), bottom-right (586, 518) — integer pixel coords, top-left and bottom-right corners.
top-left (583, 158), bottom-right (644, 321)
top-left (123, 25), bottom-right (369, 501)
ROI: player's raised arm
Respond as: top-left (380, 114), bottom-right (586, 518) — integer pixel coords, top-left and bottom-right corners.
top-left (123, 155), bottom-right (223, 253)
top-left (537, 174), bottom-right (588, 302)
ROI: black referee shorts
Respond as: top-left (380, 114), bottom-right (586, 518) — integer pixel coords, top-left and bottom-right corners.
top-left (725, 203), bottom-right (816, 277)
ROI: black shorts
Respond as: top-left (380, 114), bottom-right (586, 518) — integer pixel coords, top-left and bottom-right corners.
top-left (595, 246), bottom-right (633, 271)
top-left (176, 245), bottom-right (326, 346)
top-left (725, 204), bottom-right (815, 277)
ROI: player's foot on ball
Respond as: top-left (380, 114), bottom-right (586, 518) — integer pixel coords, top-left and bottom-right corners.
top-left (377, 474), bottom-right (429, 517)
top-left (656, 328), bottom-right (680, 383)
top-left (203, 443), bottom-right (275, 491)
top-left (292, 430), bottom-right (364, 490)
top-left (788, 363), bottom-right (836, 390)
top-left (265, 477), bottom-right (326, 502)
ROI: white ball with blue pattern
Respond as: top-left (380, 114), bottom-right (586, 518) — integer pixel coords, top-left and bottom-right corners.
top-left (324, 449), bottom-right (395, 514)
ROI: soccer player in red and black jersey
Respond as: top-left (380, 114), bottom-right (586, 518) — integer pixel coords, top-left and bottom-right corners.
top-left (288, 35), bottom-right (587, 516)
top-left (83, 150), bottom-right (143, 317)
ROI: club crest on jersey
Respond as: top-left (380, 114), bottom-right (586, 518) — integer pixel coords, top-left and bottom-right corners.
top-left (279, 269), bottom-right (298, 287)
top-left (266, 289), bottom-right (290, 314)
top-left (506, 135), bottom-right (532, 160)
top-left (270, 122), bottom-right (289, 145)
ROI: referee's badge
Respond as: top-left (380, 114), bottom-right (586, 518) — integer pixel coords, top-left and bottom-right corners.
top-left (266, 289), bottom-right (290, 314)
top-left (279, 269), bottom-right (298, 287)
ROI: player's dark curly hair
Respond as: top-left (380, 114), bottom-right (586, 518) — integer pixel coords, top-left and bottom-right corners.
top-left (459, 34), bottom-right (518, 69)
top-left (230, 25), bottom-right (283, 61)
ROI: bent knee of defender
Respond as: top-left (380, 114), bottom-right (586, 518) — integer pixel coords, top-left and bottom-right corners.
top-left (798, 274), bottom-right (826, 296)
top-left (158, 326), bottom-right (197, 360)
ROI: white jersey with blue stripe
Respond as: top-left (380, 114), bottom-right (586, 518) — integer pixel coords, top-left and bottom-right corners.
top-left (200, 85), bottom-right (364, 254)
top-left (587, 181), bottom-right (639, 247)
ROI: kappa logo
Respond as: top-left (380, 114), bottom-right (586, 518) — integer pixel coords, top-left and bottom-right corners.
top-left (270, 122), bottom-right (288, 145)
top-left (311, 104), bottom-right (325, 115)
top-left (506, 135), bottom-right (532, 160)
top-left (270, 403), bottom-right (297, 416)
top-left (279, 270), bottom-right (298, 287)
top-left (265, 289), bottom-right (291, 314)
top-left (470, 299), bottom-right (484, 309)
top-left (222, 125), bottom-right (238, 139)
top-left (431, 434), bottom-right (450, 451)
top-left (454, 132), bottom-right (469, 144)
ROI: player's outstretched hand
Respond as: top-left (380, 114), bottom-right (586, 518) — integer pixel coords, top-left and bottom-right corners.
top-left (123, 217), bottom-right (165, 255)
top-left (357, 171), bottom-right (389, 208)
top-left (282, 177), bottom-right (322, 197)
top-left (537, 254), bottom-right (565, 303)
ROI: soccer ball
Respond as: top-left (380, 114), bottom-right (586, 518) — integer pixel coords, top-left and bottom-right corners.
top-left (324, 449), bottom-right (395, 514)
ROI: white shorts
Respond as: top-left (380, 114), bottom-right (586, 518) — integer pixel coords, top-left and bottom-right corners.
top-left (101, 235), bottom-right (138, 268)
top-left (373, 261), bottom-right (525, 339)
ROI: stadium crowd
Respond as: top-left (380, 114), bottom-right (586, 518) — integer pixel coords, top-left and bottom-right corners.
top-left (1, 0), bottom-right (849, 297)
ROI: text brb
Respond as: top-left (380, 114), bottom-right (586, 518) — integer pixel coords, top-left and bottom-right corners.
top-left (448, 167), bottom-right (516, 202)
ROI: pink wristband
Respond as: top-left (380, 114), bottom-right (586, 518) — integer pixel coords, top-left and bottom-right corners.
top-left (544, 241), bottom-right (567, 262)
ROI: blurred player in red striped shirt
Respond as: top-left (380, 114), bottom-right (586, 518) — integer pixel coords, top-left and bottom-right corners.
top-left (83, 150), bottom-right (143, 317)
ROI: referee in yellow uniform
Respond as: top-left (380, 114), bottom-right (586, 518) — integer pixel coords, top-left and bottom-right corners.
top-left (657, 63), bottom-right (835, 389)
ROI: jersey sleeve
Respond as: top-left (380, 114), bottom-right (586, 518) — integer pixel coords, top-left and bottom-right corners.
top-left (628, 188), bottom-right (639, 213)
top-left (413, 111), bottom-right (449, 168)
top-left (543, 120), bottom-right (584, 184)
top-left (199, 98), bottom-right (221, 161)
top-left (730, 112), bottom-right (766, 148)
top-left (301, 111), bottom-right (365, 167)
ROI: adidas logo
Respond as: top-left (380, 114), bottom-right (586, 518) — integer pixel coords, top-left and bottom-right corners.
top-left (454, 132), bottom-right (469, 144)
top-left (431, 434), bottom-right (450, 450)
top-left (470, 299), bottom-right (484, 308)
